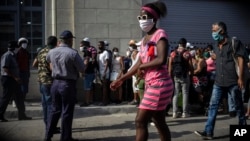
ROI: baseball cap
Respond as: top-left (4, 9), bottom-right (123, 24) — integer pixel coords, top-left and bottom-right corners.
top-left (59, 30), bottom-right (75, 39)
top-left (83, 37), bottom-right (90, 42)
top-left (186, 42), bottom-right (194, 48)
top-left (104, 40), bottom-right (109, 46)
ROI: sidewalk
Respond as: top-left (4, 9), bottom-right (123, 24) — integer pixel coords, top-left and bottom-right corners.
top-left (0, 102), bottom-right (245, 141)
top-left (4, 102), bottom-right (138, 118)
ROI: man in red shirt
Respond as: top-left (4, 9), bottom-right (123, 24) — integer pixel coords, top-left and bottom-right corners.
top-left (16, 37), bottom-right (30, 102)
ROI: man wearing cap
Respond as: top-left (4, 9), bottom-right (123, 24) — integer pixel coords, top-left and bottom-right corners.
top-left (79, 38), bottom-right (98, 106)
top-left (16, 37), bottom-right (30, 103)
top-left (0, 41), bottom-right (32, 122)
top-left (45, 30), bottom-right (84, 141)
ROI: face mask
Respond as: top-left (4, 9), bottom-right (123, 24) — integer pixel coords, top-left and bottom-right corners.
top-left (113, 51), bottom-right (119, 56)
top-left (21, 43), bottom-right (27, 49)
top-left (137, 47), bottom-right (140, 51)
top-left (212, 30), bottom-right (223, 41)
top-left (129, 47), bottom-right (133, 51)
top-left (126, 51), bottom-right (131, 57)
top-left (80, 47), bottom-right (84, 52)
top-left (139, 19), bottom-right (154, 33)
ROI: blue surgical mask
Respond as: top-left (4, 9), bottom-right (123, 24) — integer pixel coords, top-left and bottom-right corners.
top-left (212, 30), bottom-right (223, 41)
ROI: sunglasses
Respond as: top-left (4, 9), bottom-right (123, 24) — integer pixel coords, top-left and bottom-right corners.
top-left (137, 15), bottom-right (148, 20)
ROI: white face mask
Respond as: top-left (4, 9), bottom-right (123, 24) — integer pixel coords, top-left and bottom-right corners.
top-left (113, 51), bottom-right (119, 56)
top-left (139, 19), bottom-right (154, 32)
top-left (137, 47), bottom-right (140, 51)
top-left (21, 43), bottom-right (27, 49)
top-left (80, 47), bottom-right (84, 52)
top-left (129, 47), bottom-right (133, 51)
top-left (126, 51), bottom-right (131, 57)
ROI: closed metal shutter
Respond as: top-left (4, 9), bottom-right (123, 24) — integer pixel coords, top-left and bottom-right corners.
top-left (158, 0), bottom-right (250, 48)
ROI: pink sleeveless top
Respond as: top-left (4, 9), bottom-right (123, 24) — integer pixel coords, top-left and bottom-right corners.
top-left (138, 29), bottom-right (173, 111)
top-left (139, 29), bottom-right (169, 82)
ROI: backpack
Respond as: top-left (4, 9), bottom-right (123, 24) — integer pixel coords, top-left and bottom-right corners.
top-left (172, 50), bottom-right (189, 77)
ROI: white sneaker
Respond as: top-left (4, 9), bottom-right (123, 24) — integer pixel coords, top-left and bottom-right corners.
top-left (182, 113), bottom-right (190, 118)
top-left (12, 101), bottom-right (16, 108)
top-left (172, 113), bottom-right (177, 118)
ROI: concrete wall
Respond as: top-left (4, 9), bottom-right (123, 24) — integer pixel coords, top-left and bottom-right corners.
top-left (45, 0), bottom-right (145, 55)
top-left (10, 0), bottom-right (155, 102)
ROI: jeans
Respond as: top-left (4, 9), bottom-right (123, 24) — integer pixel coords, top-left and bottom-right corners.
top-left (172, 75), bottom-right (190, 114)
top-left (40, 83), bottom-right (52, 125)
top-left (204, 84), bottom-right (247, 135)
top-left (228, 86), bottom-right (245, 112)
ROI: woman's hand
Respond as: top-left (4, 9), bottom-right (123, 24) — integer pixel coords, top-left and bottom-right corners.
top-left (110, 79), bottom-right (123, 91)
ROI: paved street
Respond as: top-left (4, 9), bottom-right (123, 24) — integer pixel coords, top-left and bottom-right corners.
top-left (0, 103), bottom-right (244, 141)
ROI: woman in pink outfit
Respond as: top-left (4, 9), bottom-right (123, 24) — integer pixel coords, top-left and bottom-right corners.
top-left (110, 1), bottom-right (173, 141)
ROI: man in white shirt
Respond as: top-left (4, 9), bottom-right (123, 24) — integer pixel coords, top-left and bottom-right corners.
top-left (97, 41), bottom-right (110, 105)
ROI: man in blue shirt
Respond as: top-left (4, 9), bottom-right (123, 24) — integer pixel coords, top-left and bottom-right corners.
top-left (45, 30), bottom-right (84, 141)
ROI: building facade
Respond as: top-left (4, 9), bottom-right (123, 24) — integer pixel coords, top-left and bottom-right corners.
top-left (0, 0), bottom-right (249, 101)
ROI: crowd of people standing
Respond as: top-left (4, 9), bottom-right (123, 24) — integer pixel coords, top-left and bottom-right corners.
top-left (1, 0), bottom-right (250, 141)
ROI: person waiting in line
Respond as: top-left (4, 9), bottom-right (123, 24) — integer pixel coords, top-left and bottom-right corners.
top-left (169, 38), bottom-right (193, 118)
top-left (128, 39), bottom-right (140, 106)
top-left (32, 36), bottom-right (60, 134)
top-left (110, 47), bottom-right (124, 104)
top-left (97, 41), bottom-right (111, 106)
top-left (192, 48), bottom-right (208, 115)
top-left (122, 48), bottom-right (133, 101)
top-left (79, 39), bottom-right (98, 107)
top-left (111, 1), bottom-right (173, 140)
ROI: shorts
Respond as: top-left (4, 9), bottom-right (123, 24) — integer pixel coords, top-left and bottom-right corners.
top-left (100, 72), bottom-right (110, 80)
top-left (84, 73), bottom-right (95, 90)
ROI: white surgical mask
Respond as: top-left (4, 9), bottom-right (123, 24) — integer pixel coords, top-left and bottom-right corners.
top-left (21, 43), bottom-right (27, 49)
top-left (129, 47), bottom-right (133, 51)
top-left (80, 47), bottom-right (84, 52)
top-left (137, 47), bottom-right (141, 51)
top-left (139, 19), bottom-right (154, 32)
top-left (126, 51), bottom-right (131, 57)
top-left (113, 51), bottom-right (119, 56)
